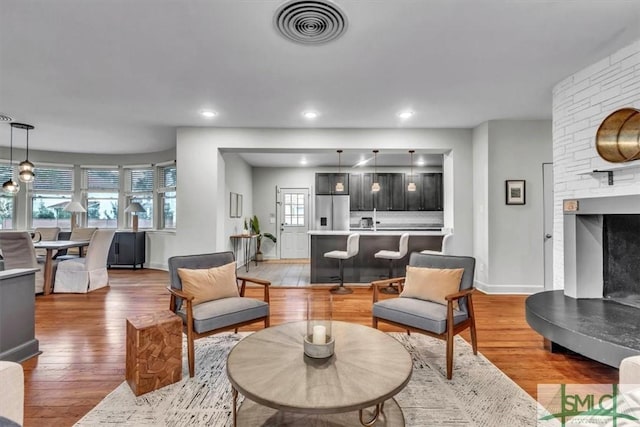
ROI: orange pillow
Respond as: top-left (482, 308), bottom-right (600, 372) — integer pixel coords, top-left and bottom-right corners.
top-left (177, 262), bottom-right (239, 305)
top-left (400, 266), bottom-right (464, 310)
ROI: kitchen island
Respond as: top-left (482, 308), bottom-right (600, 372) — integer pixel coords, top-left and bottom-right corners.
top-left (309, 230), bottom-right (446, 284)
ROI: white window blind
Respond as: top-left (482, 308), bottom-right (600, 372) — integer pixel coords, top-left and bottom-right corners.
top-left (126, 168), bottom-right (154, 193)
top-left (0, 163), bottom-right (13, 182)
top-left (33, 166), bottom-right (74, 192)
top-left (158, 165), bottom-right (176, 190)
top-left (83, 168), bottom-right (119, 190)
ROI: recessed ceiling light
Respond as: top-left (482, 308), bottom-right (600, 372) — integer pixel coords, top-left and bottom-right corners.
top-left (416, 158), bottom-right (426, 166)
top-left (397, 110), bottom-right (414, 120)
top-left (201, 110), bottom-right (218, 118)
top-left (302, 111), bottom-right (319, 119)
top-left (300, 158), bottom-right (308, 165)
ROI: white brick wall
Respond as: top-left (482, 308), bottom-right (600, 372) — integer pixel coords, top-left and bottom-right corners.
top-left (552, 39), bottom-right (640, 290)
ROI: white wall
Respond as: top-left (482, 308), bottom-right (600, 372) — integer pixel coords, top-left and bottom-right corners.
top-left (484, 120), bottom-right (552, 294)
top-left (552, 38), bottom-right (640, 291)
top-left (472, 122), bottom-right (489, 285)
top-left (224, 153), bottom-right (254, 266)
top-left (175, 127), bottom-right (474, 260)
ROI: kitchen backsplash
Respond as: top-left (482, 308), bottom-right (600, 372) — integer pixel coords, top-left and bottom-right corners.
top-left (349, 211), bottom-right (444, 228)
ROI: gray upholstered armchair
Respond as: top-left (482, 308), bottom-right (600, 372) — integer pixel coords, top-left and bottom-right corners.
top-left (167, 251), bottom-right (270, 377)
top-left (372, 252), bottom-right (477, 379)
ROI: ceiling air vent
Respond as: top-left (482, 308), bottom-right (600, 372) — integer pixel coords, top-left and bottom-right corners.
top-left (0, 114), bottom-right (13, 122)
top-left (274, 0), bottom-right (348, 45)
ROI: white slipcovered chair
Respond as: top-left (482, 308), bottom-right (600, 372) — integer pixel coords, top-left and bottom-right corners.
top-left (0, 231), bottom-right (48, 294)
top-left (33, 227), bottom-right (61, 259)
top-left (54, 229), bottom-right (115, 293)
top-left (0, 361), bottom-right (23, 426)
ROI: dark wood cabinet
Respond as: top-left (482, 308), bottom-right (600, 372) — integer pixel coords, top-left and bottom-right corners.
top-left (405, 173), bottom-right (443, 211)
top-left (373, 173), bottom-right (405, 211)
top-left (422, 173), bottom-right (443, 211)
top-left (108, 231), bottom-right (145, 269)
top-left (315, 173), bottom-right (349, 195)
top-left (349, 173), bottom-right (374, 211)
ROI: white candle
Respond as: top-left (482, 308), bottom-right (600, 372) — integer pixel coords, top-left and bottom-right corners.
top-left (312, 325), bottom-right (326, 344)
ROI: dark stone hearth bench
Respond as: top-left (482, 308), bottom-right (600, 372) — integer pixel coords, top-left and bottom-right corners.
top-left (526, 290), bottom-right (640, 368)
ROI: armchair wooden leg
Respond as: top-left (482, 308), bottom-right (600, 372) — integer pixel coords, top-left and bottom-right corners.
top-left (407, 330), bottom-right (411, 336)
top-left (446, 332), bottom-right (454, 380)
top-left (372, 317), bottom-right (378, 329)
top-left (187, 326), bottom-right (195, 378)
top-left (468, 296), bottom-right (478, 355)
top-left (264, 317), bottom-right (270, 328)
top-left (234, 328), bottom-right (238, 334)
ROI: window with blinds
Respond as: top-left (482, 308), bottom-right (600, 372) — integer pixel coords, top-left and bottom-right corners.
top-left (157, 164), bottom-right (176, 229)
top-left (0, 163), bottom-right (15, 229)
top-left (83, 167), bottom-right (120, 228)
top-left (125, 168), bottom-right (153, 229)
top-left (30, 166), bottom-right (74, 229)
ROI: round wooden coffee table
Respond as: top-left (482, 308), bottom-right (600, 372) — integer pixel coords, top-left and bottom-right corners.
top-left (226, 321), bottom-right (412, 426)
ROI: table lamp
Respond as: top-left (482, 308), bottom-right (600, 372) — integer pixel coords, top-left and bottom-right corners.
top-left (125, 202), bottom-right (146, 232)
top-left (63, 201), bottom-right (86, 230)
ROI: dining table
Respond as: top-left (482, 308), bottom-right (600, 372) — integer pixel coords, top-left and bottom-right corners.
top-left (33, 240), bottom-right (91, 295)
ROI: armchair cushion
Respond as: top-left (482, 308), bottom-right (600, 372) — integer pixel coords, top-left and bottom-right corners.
top-left (177, 297), bottom-right (268, 333)
top-left (373, 298), bottom-right (467, 335)
top-left (177, 261), bottom-right (239, 305)
top-left (401, 266), bottom-right (464, 309)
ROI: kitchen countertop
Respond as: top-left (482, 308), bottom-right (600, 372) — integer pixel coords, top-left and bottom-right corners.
top-left (308, 229), bottom-right (446, 236)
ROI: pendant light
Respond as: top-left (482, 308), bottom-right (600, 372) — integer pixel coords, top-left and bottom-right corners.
top-left (371, 150), bottom-right (380, 192)
top-left (2, 124), bottom-right (20, 195)
top-left (407, 150), bottom-right (416, 192)
top-left (335, 150), bottom-right (344, 192)
top-left (17, 123), bottom-right (35, 183)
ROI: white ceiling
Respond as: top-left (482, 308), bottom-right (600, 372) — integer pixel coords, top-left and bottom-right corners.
top-left (1, 0), bottom-right (639, 159)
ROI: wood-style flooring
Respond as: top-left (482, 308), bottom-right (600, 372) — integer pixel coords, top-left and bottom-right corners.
top-left (22, 268), bottom-right (619, 427)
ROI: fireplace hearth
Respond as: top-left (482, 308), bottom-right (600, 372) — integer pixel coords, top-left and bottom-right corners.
top-left (526, 194), bottom-right (640, 368)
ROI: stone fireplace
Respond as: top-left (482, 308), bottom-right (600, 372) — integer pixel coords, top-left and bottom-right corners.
top-left (563, 194), bottom-right (640, 304)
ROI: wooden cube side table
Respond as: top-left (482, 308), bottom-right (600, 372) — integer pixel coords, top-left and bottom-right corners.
top-left (126, 310), bottom-right (182, 396)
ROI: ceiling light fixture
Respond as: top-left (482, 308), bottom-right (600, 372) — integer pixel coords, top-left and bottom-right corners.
top-left (397, 110), bottom-right (414, 120)
top-left (300, 158), bottom-right (308, 165)
top-left (416, 158), bottom-right (425, 166)
top-left (16, 123), bottom-right (35, 183)
top-left (335, 150), bottom-right (344, 192)
top-left (302, 111), bottom-right (319, 119)
top-left (201, 110), bottom-right (217, 118)
top-left (2, 124), bottom-right (20, 195)
top-left (407, 150), bottom-right (416, 192)
top-left (371, 150), bottom-right (380, 192)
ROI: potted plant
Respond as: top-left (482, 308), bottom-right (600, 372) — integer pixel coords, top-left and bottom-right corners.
top-left (250, 215), bottom-right (276, 261)
top-left (242, 218), bottom-right (250, 235)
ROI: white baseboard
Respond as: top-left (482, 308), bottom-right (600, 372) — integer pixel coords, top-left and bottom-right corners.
top-left (474, 280), bottom-right (544, 295)
top-left (147, 262), bottom-right (169, 271)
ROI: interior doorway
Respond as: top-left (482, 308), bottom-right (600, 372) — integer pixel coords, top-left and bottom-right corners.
top-left (279, 188), bottom-right (310, 259)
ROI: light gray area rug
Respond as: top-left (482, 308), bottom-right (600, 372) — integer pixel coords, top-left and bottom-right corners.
top-left (76, 332), bottom-right (538, 426)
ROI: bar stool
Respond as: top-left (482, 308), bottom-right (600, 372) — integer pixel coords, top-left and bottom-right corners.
top-left (420, 233), bottom-right (453, 255)
top-left (324, 233), bottom-right (360, 295)
top-left (375, 233), bottom-right (410, 295)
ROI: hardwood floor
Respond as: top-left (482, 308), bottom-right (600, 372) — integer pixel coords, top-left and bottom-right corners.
top-left (22, 268), bottom-right (618, 427)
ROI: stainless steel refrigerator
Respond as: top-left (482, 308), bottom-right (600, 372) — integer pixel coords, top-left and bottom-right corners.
top-left (315, 195), bottom-right (350, 231)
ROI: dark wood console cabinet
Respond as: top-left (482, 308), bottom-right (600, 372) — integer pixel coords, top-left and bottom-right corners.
top-left (108, 231), bottom-right (145, 269)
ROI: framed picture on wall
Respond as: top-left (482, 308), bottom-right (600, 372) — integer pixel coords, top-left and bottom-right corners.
top-left (506, 180), bottom-right (526, 205)
top-left (236, 194), bottom-right (243, 217)
top-left (230, 193), bottom-right (238, 218)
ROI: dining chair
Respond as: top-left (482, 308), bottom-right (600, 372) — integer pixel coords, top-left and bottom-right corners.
top-left (53, 229), bottom-right (115, 293)
top-left (0, 232), bottom-right (48, 294)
